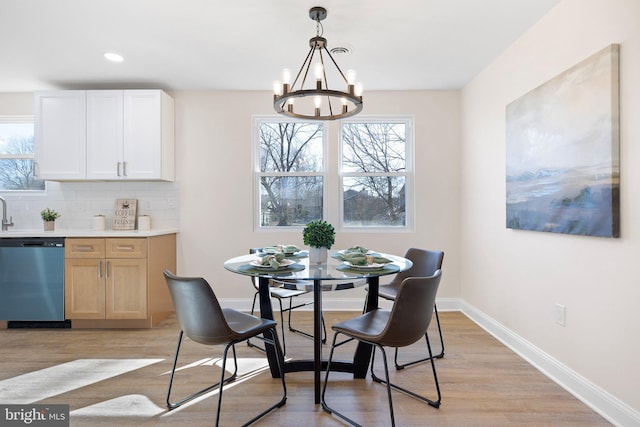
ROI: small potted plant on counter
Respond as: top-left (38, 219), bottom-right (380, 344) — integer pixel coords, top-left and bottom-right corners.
top-left (303, 219), bottom-right (335, 263)
top-left (41, 208), bottom-right (60, 231)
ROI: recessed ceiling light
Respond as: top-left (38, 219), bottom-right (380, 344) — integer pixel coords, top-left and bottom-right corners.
top-left (104, 52), bottom-right (124, 63)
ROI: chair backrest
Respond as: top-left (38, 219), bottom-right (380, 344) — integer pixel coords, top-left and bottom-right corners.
top-left (163, 270), bottom-right (235, 346)
top-left (387, 248), bottom-right (444, 288)
top-left (378, 270), bottom-right (442, 348)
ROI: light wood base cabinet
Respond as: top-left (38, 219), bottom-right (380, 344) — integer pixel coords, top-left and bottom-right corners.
top-left (65, 234), bottom-right (175, 328)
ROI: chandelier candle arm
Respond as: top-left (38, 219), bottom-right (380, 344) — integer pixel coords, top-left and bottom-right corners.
top-left (273, 6), bottom-right (363, 121)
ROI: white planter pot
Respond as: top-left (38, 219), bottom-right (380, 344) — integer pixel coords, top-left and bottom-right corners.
top-left (309, 247), bottom-right (328, 264)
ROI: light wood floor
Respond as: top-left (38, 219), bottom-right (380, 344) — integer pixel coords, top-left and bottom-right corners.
top-left (0, 311), bottom-right (610, 426)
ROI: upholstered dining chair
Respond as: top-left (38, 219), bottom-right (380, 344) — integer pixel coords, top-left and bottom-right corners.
top-left (376, 248), bottom-right (445, 369)
top-left (247, 248), bottom-right (326, 355)
top-left (163, 270), bottom-right (287, 426)
top-left (322, 271), bottom-right (443, 427)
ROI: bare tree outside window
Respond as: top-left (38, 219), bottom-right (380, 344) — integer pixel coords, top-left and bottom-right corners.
top-left (0, 121), bottom-right (45, 191)
top-left (258, 121), bottom-right (324, 226)
top-left (341, 122), bottom-right (409, 227)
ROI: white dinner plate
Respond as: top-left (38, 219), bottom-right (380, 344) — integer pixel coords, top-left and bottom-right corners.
top-left (343, 261), bottom-right (385, 270)
top-left (250, 259), bottom-right (295, 269)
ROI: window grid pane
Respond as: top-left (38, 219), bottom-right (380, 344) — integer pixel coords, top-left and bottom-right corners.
top-left (257, 120), bottom-right (325, 228)
top-left (341, 121), bottom-right (410, 228)
top-left (0, 120), bottom-right (45, 191)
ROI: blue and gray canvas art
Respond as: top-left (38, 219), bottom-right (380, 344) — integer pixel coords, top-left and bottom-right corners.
top-left (506, 44), bottom-right (620, 238)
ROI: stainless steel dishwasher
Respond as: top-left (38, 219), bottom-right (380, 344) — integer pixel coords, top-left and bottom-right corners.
top-left (0, 237), bottom-right (66, 327)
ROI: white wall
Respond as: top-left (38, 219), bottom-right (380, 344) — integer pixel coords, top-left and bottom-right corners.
top-left (173, 90), bottom-right (461, 305)
top-left (461, 0), bottom-right (640, 419)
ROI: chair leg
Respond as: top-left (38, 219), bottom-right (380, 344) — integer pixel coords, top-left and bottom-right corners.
top-left (432, 303), bottom-right (445, 358)
top-left (372, 333), bottom-right (441, 409)
top-left (278, 298), bottom-right (287, 355)
top-left (373, 345), bottom-right (397, 427)
top-left (246, 292), bottom-right (265, 352)
top-left (321, 332), bottom-right (368, 427)
top-left (166, 330), bottom-right (239, 411)
top-left (239, 327), bottom-right (288, 426)
top-left (286, 296), bottom-right (327, 343)
top-left (394, 304), bottom-right (445, 370)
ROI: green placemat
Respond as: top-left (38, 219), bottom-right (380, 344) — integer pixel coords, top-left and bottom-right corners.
top-left (336, 264), bottom-right (400, 274)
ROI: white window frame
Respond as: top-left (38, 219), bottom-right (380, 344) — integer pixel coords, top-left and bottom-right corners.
top-left (252, 116), bottom-right (328, 231)
top-left (0, 115), bottom-right (46, 194)
top-left (338, 116), bottom-right (414, 232)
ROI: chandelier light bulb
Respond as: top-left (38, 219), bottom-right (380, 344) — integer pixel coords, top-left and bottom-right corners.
top-left (314, 96), bottom-right (322, 109)
top-left (314, 63), bottom-right (323, 81)
top-left (347, 69), bottom-right (357, 85)
top-left (355, 83), bottom-right (363, 97)
top-left (273, 80), bottom-right (282, 96)
top-left (282, 68), bottom-right (291, 85)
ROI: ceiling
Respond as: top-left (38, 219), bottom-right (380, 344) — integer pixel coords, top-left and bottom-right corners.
top-left (0, 0), bottom-right (559, 93)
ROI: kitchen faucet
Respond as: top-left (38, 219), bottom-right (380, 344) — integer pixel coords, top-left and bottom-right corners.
top-left (0, 196), bottom-right (14, 231)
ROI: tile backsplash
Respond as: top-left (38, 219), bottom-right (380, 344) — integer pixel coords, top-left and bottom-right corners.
top-left (1, 181), bottom-right (179, 230)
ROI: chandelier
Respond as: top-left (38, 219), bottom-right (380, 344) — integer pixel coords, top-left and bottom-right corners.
top-left (273, 6), bottom-right (363, 121)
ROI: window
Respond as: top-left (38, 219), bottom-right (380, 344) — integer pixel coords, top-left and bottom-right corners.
top-left (0, 116), bottom-right (45, 191)
top-left (340, 119), bottom-right (412, 228)
top-left (255, 120), bottom-right (325, 227)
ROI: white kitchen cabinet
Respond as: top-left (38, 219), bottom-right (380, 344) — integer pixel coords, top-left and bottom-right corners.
top-left (35, 89), bottom-right (174, 181)
top-left (34, 91), bottom-right (87, 180)
top-left (87, 90), bottom-right (174, 180)
top-left (86, 90), bottom-right (123, 179)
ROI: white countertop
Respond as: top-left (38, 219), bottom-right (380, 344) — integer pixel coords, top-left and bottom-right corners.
top-left (0, 228), bottom-right (179, 238)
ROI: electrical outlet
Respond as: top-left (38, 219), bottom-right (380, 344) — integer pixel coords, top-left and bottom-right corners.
top-left (554, 303), bottom-right (566, 326)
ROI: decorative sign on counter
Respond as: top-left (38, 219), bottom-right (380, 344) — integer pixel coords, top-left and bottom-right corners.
top-left (113, 199), bottom-right (138, 230)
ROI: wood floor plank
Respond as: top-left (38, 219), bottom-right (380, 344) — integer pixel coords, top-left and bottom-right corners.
top-left (0, 312), bottom-right (610, 426)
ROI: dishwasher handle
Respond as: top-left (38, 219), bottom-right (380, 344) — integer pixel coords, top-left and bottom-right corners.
top-left (21, 241), bottom-right (64, 248)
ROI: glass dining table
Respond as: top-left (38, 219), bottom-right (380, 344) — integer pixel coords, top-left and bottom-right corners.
top-left (223, 250), bottom-right (413, 404)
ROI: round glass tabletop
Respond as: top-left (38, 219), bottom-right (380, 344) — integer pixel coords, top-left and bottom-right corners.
top-left (223, 251), bottom-right (413, 282)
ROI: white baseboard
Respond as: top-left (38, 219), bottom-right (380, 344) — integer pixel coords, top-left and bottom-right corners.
top-left (461, 301), bottom-right (640, 427)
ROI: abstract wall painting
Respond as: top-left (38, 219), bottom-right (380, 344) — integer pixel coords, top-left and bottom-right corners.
top-left (506, 44), bottom-right (620, 238)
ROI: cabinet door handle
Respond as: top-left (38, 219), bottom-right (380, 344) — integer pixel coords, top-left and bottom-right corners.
top-left (76, 245), bottom-right (94, 252)
top-left (117, 162), bottom-right (122, 177)
top-left (105, 261), bottom-right (109, 278)
top-left (123, 161), bottom-right (127, 177)
top-left (98, 261), bottom-right (103, 278)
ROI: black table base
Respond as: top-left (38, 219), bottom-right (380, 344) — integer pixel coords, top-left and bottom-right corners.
top-left (260, 276), bottom-right (379, 403)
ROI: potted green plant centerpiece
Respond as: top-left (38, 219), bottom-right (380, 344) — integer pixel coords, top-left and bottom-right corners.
top-left (41, 208), bottom-right (60, 231)
top-left (303, 219), bottom-right (335, 263)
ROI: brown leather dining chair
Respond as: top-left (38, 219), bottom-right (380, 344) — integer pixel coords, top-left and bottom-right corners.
top-left (322, 270), bottom-right (443, 427)
top-left (163, 270), bottom-right (287, 426)
top-left (377, 248), bottom-right (445, 369)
